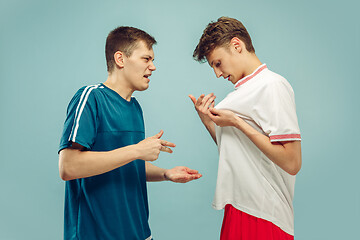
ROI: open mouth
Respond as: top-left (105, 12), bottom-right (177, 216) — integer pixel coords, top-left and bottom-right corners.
top-left (143, 74), bottom-right (151, 83)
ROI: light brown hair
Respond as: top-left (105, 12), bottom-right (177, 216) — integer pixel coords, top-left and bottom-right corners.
top-left (105, 26), bottom-right (156, 72)
top-left (193, 17), bottom-right (255, 62)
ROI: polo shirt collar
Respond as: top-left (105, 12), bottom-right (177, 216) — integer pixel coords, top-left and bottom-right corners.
top-left (234, 64), bottom-right (267, 89)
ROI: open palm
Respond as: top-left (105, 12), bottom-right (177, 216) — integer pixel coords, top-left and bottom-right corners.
top-left (164, 166), bottom-right (202, 183)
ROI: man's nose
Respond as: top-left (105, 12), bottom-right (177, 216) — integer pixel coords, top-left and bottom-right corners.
top-left (214, 68), bottom-right (222, 78)
top-left (149, 61), bottom-right (156, 71)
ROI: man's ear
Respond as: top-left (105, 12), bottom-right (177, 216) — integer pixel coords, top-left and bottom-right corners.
top-left (114, 51), bottom-right (125, 68)
top-left (230, 37), bottom-right (242, 53)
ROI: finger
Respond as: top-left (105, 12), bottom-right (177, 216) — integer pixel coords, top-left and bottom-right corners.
top-left (211, 101), bottom-right (215, 108)
top-left (195, 173), bottom-right (202, 178)
top-left (186, 169), bottom-right (199, 174)
top-left (160, 140), bottom-right (176, 147)
top-left (195, 94), bottom-right (205, 106)
top-left (188, 95), bottom-right (197, 105)
top-left (190, 173), bottom-right (202, 179)
top-left (209, 107), bottom-right (219, 116)
top-left (204, 95), bottom-right (216, 109)
top-left (184, 174), bottom-right (201, 182)
top-left (160, 146), bottom-right (173, 153)
top-left (208, 109), bottom-right (216, 118)
top-left (152, 130), bottom-right (164, 139)
top-left (207, 111), bottom-right (217, 123)
top-left (200, 93), bottom-right (214, 106)
top-left (181, 166), bottom-right (197, 173)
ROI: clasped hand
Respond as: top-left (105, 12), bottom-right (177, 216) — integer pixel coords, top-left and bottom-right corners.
top-left (189, 93), bottom-right (239, 127)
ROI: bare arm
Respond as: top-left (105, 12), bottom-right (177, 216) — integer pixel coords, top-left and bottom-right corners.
top-left (208, 108), bottom-right (302, 175)
top-left (189, 94), bottom-right (217, 143)
top-left (145, 162), bottom-right (167, 181)
top-left (59, 130), bottom-right (175, 181)
top-left (145, 162), bottom-right (202, 183)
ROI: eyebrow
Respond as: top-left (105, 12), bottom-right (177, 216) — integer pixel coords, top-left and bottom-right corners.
top-left (143, 55), bottom-right (154, 60)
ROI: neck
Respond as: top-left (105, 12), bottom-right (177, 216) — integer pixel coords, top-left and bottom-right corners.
top-left (104, 71), bottom-right (134, 101)
top-left (243, 54), bottom-right (263, 77)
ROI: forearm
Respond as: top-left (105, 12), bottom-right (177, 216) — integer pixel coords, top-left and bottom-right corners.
top-left (234, 118), bottom-right (301, 175)
top-left (201, 118), bottom-right (217, 144)
top-left (145, 162), bottom-right (167, 182)
top-left (59, 145), bottom-right (140, 181)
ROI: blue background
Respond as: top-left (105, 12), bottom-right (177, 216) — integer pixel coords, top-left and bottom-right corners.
top-left (0, 0), bottom-right (359, 239)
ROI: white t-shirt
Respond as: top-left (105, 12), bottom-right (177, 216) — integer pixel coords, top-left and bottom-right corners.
top-left (213, 64), bottom-right (301, 235)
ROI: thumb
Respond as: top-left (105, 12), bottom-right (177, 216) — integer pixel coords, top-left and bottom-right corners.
top-left (186, 168), bottom-right (199, 174)
top-left (188, 95), bottom-right (196, 105)
top-left (209, 107), bottom-right (219, 115)
top-left (153, 130), bottom-right (164, 139)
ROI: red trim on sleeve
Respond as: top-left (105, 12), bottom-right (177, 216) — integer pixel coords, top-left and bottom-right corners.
top-left (270, 134), bottom-right (301, 141)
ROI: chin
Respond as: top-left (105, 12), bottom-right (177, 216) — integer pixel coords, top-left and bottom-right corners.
top-left (137, 84), bottom-right (149, 91)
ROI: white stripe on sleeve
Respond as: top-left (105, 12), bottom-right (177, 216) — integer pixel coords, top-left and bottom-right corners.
top-left (69, 84), bottom-right (100, 143)
top-left (68, 85), bottom-right (94, 141)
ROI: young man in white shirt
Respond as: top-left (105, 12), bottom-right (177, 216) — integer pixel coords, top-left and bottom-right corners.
top-left (190, 17), bottom-right (301, 240)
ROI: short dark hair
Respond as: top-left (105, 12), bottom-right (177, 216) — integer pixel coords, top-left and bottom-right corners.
top-left (193, 17), bottom-right (255, 62)
top-left (105, 26), bottom-right (156, 72)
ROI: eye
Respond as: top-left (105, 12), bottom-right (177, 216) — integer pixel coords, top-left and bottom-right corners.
top-left (215, 62), bottom-right (221, 67)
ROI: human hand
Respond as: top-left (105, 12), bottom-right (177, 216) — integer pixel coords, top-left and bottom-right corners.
top-left (208, 108), bottom-right (239, 127)
top-left (164, 166), bottom-right (202, 183)
top-left (136, 130), bottom-right (176, 162)
top-left (189, 93), bottom-right (216, 123)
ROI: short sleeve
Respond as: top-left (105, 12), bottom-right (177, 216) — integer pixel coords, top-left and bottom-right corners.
top-left (251, 79), bottom-right (301, 142)
top-left (59, 86), bottom-right (99, 152)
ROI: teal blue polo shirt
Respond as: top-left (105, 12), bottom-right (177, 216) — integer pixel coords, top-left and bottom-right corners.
top-left (59, 83), bottom-right (151, 240)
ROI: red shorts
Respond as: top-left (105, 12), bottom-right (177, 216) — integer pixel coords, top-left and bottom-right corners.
top-left (220, 204), bottom-right (294, 240)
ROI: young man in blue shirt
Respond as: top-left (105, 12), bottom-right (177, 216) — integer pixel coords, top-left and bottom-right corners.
top-left (59, 26), bottom-right (202, 240)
